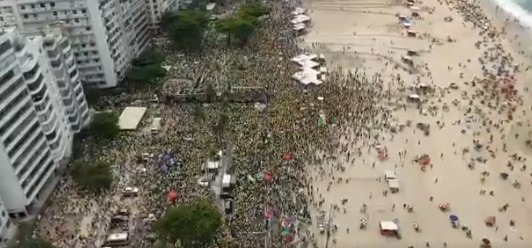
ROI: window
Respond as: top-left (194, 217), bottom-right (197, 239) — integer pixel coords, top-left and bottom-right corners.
top-left (86, 27), bottom-right (91, 31)
top-left (73, 10), bottom-right (77, 14)
top-left (50, 2), bottom-right (55, 7)
top-left (20, 5), bottom-right (26, 10)
top-left (74, 18), bottom-right (79, 23)
top-left (0, 70), bottom-right (14, 87)
top-left (53, 11), bottom-right (57, 16)
top-left (33, 14), bottom-right (37, 18)
top-left (23, 14), bottom-right (28, 19)
top-left (8, 121), bottom-right (39, 158)
top-left (30, 4), bottom-right (35, 8)
top-left (81, 9), bottom-right (86, 14)
top-left (40, 3), bottom-right (45, 8)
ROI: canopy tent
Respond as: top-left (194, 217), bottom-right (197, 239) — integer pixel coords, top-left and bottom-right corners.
top-left (292, 7), bottom-right (306, 15)
top-left (380, 221), bottom-right (399, 231)
top-left (292, 69), bottom-right (322, 86)
top-left (408, 94), bottom-right (420, 99)
top-left (118, 107), bottom-right (147, 130)
top-left (301, 60), bottom-right (320, 69)
top-left (291, 14), bottom-right (311, 24)
top-left (293, 23), bottom-right (306, 31)
top-left (291, 54), bottom-right (319, 66)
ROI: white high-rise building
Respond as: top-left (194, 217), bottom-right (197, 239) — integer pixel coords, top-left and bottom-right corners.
top-left (146, 0), bottom-right (180, 31)
top-left (0, 27), bottom-right (89, 231)
top-left (0, 0), bottom-right (152, 88)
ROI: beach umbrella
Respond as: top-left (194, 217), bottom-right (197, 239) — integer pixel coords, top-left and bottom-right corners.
top-left (449, 214), bottom-right (458, 221)
top-left (168, 190), bottom-right (178, 202)
top-left (263, 172), bottom-right (273, 182)
top-left (283, 152), bottom-right (292, 161)
top-left (265, 210), bottom-right (271, 220)
top-left (161, 165), bottom-right (168, 174)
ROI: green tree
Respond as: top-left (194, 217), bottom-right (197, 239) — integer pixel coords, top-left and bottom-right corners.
top-left (126, 50), bottom-right (167, 84)
top-left (228, 17), bottom-right (256, 45)
top-left (215, 3), bottom-right (269, 46)
top-left (205, 84), bottom-right (217, 103)
top-left (133, 50), bottom-right (166, 67)
top-left (69, 161), bottom-right (114, 194)
top-left (238, 3), bottom-right (270, 19)
top-left (164, 11), bottom-right (209, 51)
top-left (212, 112), bottom-right (229, 136)
top-left (88, 112), bottom-right (119, 139)
top-left (192, 105), bottom-right (206, 123)
top-left (126, 64), bottom-right (167, 83)
top-left (155, 199), bottom-right (222, 247)
top-left (14, 238), bottom-right (55, 248)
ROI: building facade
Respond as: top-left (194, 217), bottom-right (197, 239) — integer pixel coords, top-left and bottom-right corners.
top-left (0, 27), bottom-right (90, 243)
top-left (0, 0), bottom-right (152, 88)
top-left (147, 0), bottom-right (179, 31)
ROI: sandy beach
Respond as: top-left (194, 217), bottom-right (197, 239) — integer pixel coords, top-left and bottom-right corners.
top-left (301, 0), bottom-right (532, 247)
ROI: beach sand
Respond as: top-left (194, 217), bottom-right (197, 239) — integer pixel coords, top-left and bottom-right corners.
top-left (301, 0), bottom-right (532, 247)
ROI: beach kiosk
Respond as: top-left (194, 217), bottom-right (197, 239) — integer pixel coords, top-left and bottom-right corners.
top-left (380, 221), bottom-right (399, 236)
top-left (401, 55), bottom-right (413, 66)
top-left (407, 94), bottom-right (420, 103)
top-left (387, 179), bottom-right (400, 193)
top-left (384, 170), bottom-right (396, 180)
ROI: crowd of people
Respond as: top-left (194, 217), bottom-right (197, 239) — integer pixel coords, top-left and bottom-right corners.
top-left (31, 0), bottom-right (389, 247)
top-left (30, 0), bottom-right (531, 247)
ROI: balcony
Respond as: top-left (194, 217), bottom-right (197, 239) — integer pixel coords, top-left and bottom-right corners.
top-left (44, 39), bottom-right (58, 51)
top-left (14, 138), bottom-right (46, 175)
top-left (26, 160), bottom-right (55, 203)
top-left (65, 51), bottom-right (74, 65)
top-left (7, 119), bottom-right (39, 154)
top-left (60, 87), bottom-right (73, 100)
top-left (17, 141), bottom-right (47, 181)
top-left (47, 49), bottom-right (60, 61)
top-left (11, 127), bottom-right (43, 165)
top-left (34, 95), bottom-right (50, 113)
top-left (62, 44), bottom-right (71, 54)
top-left (24, 155), bottom-right (54, 197)
top-left (27, 74), bottom-right (44, 93)
top-left (0, 84), bottom-right (27, 116)
top-left (0, 54), bottom-right (16, 76)
top-left (31, 84), bottom-right (48, 103)
top-left (39, 107), bottom-right (57, 133)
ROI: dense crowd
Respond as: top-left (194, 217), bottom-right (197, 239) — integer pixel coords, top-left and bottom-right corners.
top-left (35, 0), bottom-right (526, 248)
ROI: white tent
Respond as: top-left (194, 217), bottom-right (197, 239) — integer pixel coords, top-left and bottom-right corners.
top-left (294, 69), bottom-right (323, 86)
top-left (291, 14), bottom-right (311, 24)
top-left (300, 77), bottom-right (323, 86)
top-left (301, 60), bottom-right (320, 69)
top-left (291, 54), bottom-right (319, 66)
top-left (293, 23), bottom-right (306, 31)
top-left (380, 221), bottom-right (398, 231)
top-left (292, 7), bottom-right (306, 15)
top-left (408, 94), bottom-right (420, 99)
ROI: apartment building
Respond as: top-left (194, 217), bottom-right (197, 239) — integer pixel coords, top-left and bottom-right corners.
top-left (0, 27), bottom-right (90, 230)
top-left (0, 0), bottom-right (151, 88)
top-left (40, 26), bottom-right (91, 132)
top-left (0, 29), bottom-right (57, 218)
top-left (146, 0), bottom-right (179, 30)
